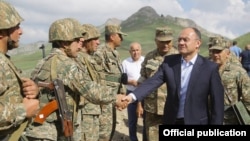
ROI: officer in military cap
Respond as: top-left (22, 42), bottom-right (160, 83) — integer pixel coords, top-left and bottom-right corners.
top-left (93, 24), bottom-right (128, 141)
top-left (209, 40), bottom-right (250, 124)
top-left (136, 26), bottom-right (179, 141)
top-left (0, 1), bottom-right (40, 140)
top-left (207, 36), bottom-right (241, 66)
top-left (25, 18), bottom-right (120, 141)
top-left (207, 36), bottom-right (224, 60)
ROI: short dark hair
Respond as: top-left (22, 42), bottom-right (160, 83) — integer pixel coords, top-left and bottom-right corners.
top-left (233, 41), bottom-right (237, 45)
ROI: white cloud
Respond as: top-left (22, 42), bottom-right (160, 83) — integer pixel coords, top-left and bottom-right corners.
top-left (7, 0), bottom-right (250, 44)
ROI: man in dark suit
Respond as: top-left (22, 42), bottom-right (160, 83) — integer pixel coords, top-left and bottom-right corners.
top-left (122, 27), bottom-right (224, 125)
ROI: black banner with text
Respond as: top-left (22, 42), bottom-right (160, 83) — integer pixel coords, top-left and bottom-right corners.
top-left (159, 125), bottom-right (250, 140)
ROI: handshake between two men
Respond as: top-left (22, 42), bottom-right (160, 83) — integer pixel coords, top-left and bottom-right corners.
top-left (115, 94), bottom-right (134, 111)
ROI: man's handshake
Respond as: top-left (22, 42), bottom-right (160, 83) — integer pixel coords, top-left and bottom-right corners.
top-left (115, 94), bottom-right (134, 111)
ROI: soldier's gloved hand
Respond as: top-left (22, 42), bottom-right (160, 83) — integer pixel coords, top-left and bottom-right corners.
top-left (21, 78), bottom-right (39, 99)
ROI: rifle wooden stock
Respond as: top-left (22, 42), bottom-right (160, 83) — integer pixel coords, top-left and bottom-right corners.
top-left (34, 100), bottom-right (58, 124)
top-left (64, 119), bottom-right (73, 138)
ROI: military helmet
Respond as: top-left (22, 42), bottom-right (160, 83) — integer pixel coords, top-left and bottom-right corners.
top-left (82, 24), bottom-right (100, 40)
top-left (0, 1), bottom-right (24, 30)
top-left (105, 24), bottom-right (127, 36)
top-left (49, 18), bottom-right (85, 42)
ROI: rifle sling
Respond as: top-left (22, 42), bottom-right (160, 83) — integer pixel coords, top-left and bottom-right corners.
top-left (8, 119), bottom-right (29, 141)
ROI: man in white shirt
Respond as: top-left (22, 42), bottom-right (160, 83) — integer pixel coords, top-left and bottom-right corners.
top-left (122, 42), bottom-right (145, 141)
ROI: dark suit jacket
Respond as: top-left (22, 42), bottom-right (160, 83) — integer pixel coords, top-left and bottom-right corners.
top-left (133, 54), bottom-right (224, 125)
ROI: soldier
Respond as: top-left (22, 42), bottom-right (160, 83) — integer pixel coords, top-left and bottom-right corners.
top-left (93, 24), bottom-right (127, 141)
top-left (207, 36), bottom-right (241, 66)
top-left (75, 24), bottom-right (125, 141)
top-left (24, 18), bottom-right (122, 140)
top-left (137, 26), bottom-right (179, 141)
top-left (0, 1), bottom-right (40, 140)
top-left (209, 40), bottom-right (250, 124)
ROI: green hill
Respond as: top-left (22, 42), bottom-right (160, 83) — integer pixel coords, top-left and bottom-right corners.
top-left (234, 32), bottom-right (250, 49)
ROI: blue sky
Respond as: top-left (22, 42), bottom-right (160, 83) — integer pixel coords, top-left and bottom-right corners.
top-left (7, 0), bottom-right (250, 44)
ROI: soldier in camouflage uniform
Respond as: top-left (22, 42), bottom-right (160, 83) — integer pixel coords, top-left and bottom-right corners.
top-left (24, 18), bottom-right (118, 141)
top-left (209, 40), bottom-right (250, 124)
top-left (137, 26), bottom-right (179, 141)
top-left (93, 24), bottom-right (127, 141)
top-left (0, 1), bottom-right (40, 140)
top-left (75, 24), bottom-right (123, 141)
top-left (74, 23), bottom-right (101, 141)
top-left (207, 36), bottom-right (241, 66)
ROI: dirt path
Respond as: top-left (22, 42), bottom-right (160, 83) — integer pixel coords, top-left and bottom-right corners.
top-left (112, 109), bottom-right (144, 141)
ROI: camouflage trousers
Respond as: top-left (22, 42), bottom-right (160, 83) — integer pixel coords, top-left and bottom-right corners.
top-left (99, 103), bottom-right (115, 141)
top-left (73, 109), bottom-right (100, 141)
top-left (144, 111), bottom-right (163, 141)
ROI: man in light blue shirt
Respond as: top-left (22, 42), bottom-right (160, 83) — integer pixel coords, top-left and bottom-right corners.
top-left (230, 40), bottom-right (242, 59)
top-left (121, 27), bottom-right (224, 125)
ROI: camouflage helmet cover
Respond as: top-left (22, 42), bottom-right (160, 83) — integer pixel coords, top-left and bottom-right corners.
top-left (49, 18), bottom-right (85, 42)
top-left (0, 1), bottom-right (24, 30)
top-left (207, 36), bottom-right (224, 46)
top-left (82, 24), bottom-right (100, 40)
top-left (209, 39), bottom-right (228, 51)
top-left (155, 26), bottom-right (173, 41)
top-left (105, 24), bottom-right (127, 36)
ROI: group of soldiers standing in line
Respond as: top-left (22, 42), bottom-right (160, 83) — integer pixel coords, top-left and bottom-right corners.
top-left (0, 1), bottom-right (128, 141)
top-left (1, 1), bottom-right (250, 141)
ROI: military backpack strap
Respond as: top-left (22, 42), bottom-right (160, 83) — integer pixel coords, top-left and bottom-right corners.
top-left (50, 55), bottom-right (58, 80)
top-left (83, 57), bottom-right (97, 82)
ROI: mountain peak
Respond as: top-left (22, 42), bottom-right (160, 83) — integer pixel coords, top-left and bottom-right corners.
top-left (121, 6), bottom-right (160, 29)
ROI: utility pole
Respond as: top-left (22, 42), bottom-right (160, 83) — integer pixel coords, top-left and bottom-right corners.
top-left (39, 44), bottom-right (45, 58)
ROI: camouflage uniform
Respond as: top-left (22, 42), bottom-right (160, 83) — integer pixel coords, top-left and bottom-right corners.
top-left (208, 36), bottom-right (241, 66)
top-left (209, 41), bottom-right (250, 125)
top-left (0, 1), bottom-right (28, 140)
top-left (93, 25), bottom-right (127, 141)
top-left (137, 27), bottom-right (178, 141)
top-left (228, 52), bottom-right (242, 66)
top-left (74, 24), bottom-right (103, 141)
top-left (24, 18), bottom-right (116, 141)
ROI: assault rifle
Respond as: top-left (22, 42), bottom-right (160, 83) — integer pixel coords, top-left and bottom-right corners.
top-left (34, 79), bottom-right (73, 141)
